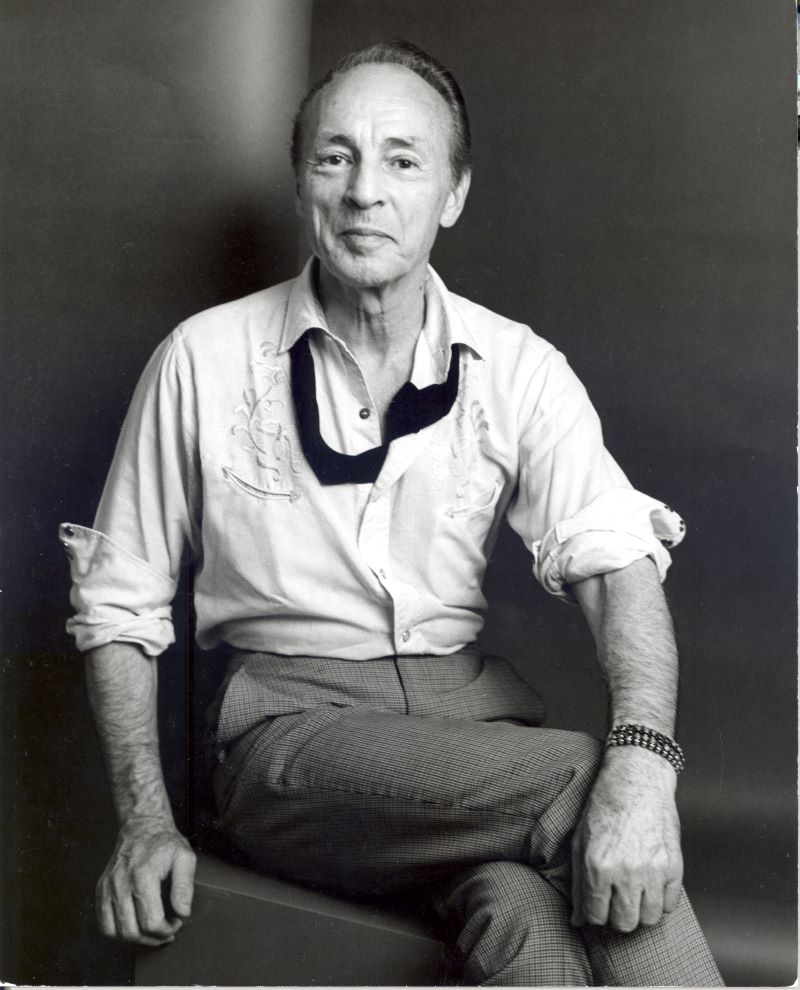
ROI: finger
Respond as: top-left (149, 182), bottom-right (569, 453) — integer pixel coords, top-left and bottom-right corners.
top-left (663, 877), bottom-right (682, 914)
top-left (113, 887), bottom-right (175, 947)
top-left (96, 879), bottom-right (117, 939)
top-left (608, 885), bottom-right (642, 933)
top-left (579, 883), bottom-right (612, 928)
top-left (131, 869), bottom-right (183, 940)
top-left (639, 884), bottom-right (665, 927)
top-left (169, 847), bottom-right (197, 918)
top-left (112, 888), bottom-right (144, 944)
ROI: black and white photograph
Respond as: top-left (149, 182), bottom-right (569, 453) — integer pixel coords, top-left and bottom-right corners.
top-left (2, 1), bottom-right (796, 986)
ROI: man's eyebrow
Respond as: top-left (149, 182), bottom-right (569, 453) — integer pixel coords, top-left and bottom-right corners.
top-left (383, 136), bottom-right (427, 150)
top-left (313, 132), bottom-right (355, 148)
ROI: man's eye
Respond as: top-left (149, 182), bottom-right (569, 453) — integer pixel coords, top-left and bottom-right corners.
top-left (392, 158), bottom-right (417, 170)
top-left (318, 153), bottom-right (348, 167)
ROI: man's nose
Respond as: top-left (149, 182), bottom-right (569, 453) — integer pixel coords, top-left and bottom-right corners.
top-left (345, 159), bottom-right (385, 210)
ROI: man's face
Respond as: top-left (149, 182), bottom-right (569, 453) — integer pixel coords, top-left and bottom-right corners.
top-left (296, 63), bottom-right (469, 296)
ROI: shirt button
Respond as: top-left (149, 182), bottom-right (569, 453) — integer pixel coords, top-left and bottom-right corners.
top-left (401, 629), bottom-right (411, 643)
top-left (359, 407), bottom-right (371, 420)
top-left (378, 568), bottom-right (387, 580)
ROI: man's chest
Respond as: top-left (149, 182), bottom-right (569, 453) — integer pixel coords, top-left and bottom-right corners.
top-left (194, 339), bottom-right (516, 526)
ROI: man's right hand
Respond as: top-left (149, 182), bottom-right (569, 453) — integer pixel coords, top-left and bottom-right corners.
top-left (96, 818), bottom-right (196, 947)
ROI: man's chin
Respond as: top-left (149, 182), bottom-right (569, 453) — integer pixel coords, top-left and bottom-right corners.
top-left (320, 255), bottom-right (401, 293)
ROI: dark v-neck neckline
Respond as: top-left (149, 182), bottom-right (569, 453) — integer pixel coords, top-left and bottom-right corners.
top-left (289, 330), bottom-right (460, 485)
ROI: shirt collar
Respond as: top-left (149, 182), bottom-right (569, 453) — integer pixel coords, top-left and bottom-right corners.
top-left (278, 257), bottom-right (485, 384)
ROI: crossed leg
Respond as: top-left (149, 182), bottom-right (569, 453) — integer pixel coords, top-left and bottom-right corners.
top-left (436, 861), bottom-right (594, 985)
top-left (438, 863), bottom-right (721, 986)
top-left (214, 701), bottom-right (722, 986)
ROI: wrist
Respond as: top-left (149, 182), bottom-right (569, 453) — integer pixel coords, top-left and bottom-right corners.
top-left (601, 741), bottom-right (679, 793)
top-left (109, 751), bottom-right (176, 825)
top-left (606, 722), bottom-right (685, 773)
top-left (119, 808), bottom-right (175, 832)
top-left (118, 814), bottom-right (178, 838)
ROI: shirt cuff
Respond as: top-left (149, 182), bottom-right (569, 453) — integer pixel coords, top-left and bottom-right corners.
top-left (531, 488), bottom-right (686, 599)
top-left (59, 523), bottom-right (176, 656)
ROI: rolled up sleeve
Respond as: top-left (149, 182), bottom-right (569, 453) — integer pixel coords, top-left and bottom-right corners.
top-left (59, 330), bottom-right (200, 654)
top-left (60, 523), bottom-right (176, 655)
top-left (506, 347), bottom-right (686, 600)
top-left (531, 488), bottom-right (685, 598)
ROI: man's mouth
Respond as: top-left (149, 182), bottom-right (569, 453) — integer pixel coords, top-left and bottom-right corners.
top-left (340, 227), bottom-right (392, 240)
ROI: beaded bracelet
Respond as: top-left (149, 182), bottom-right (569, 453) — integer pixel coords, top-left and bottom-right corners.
top-left (605, 723), bottom-right (686, 774)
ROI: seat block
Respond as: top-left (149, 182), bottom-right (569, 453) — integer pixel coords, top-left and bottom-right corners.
top-left (135, 852), bottom-right (447, 986)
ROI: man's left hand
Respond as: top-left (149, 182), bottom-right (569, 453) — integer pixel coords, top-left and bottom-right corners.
top-left (570, 745), bottom-right (683, 932)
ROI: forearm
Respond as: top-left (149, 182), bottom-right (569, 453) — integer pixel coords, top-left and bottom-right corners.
top-left (85, 642), bottom-right (174, 827)
top-left (569, 555), bottom-right (683, 930)
top-left (86, 642), bottom-right (194, 945)
top-left (572, 555), bottom-right (678, 735)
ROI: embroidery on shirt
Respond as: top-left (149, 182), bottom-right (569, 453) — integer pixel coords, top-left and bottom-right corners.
top-left (222, 467), bottom-right (301, 502)
top-left (430, 362), bottom-right (490, 503)
top-left (226, 342), bottom-right (303, 501)
top-left (445, 480), bottom-right (500, 518)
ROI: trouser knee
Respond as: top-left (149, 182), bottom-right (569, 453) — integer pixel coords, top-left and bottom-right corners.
top-left (564, 729), bottom-right (604, 799)
top-left (523, 729), bottom-right (603, 869)
top-left (435, 861), bottom-right (592, 986)
top-left (556, 729), bottom-right (603, 773)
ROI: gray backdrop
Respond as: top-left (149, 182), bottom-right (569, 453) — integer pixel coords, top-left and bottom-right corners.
top-left (2, 0), bottom-right (796, 984)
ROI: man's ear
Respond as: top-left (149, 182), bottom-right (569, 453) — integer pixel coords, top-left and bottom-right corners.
top-left (440, 170), bottom-right (471, 229)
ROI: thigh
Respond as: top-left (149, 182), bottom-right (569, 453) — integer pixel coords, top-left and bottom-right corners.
top-left (216, 704), bottom-right (601, 897)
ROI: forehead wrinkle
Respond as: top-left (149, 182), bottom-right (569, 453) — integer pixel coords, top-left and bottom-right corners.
top-left (305, 64), bottom-right (453, 166)
top-left (312, 130), bottom-right (433, 157)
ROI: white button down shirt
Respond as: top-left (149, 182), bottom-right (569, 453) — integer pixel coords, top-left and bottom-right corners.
top-left (60, 260), bottom-right (684, 660)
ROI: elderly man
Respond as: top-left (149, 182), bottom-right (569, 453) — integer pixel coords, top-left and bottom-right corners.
top-left (61, 42), bottom-right (723, 986)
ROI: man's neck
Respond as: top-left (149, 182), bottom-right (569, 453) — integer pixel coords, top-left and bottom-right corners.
top-left (316, 264), bottom-right (427, 365)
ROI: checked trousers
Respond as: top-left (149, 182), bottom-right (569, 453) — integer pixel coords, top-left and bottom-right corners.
top-left (209, 650), bottom-right (723, 987)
